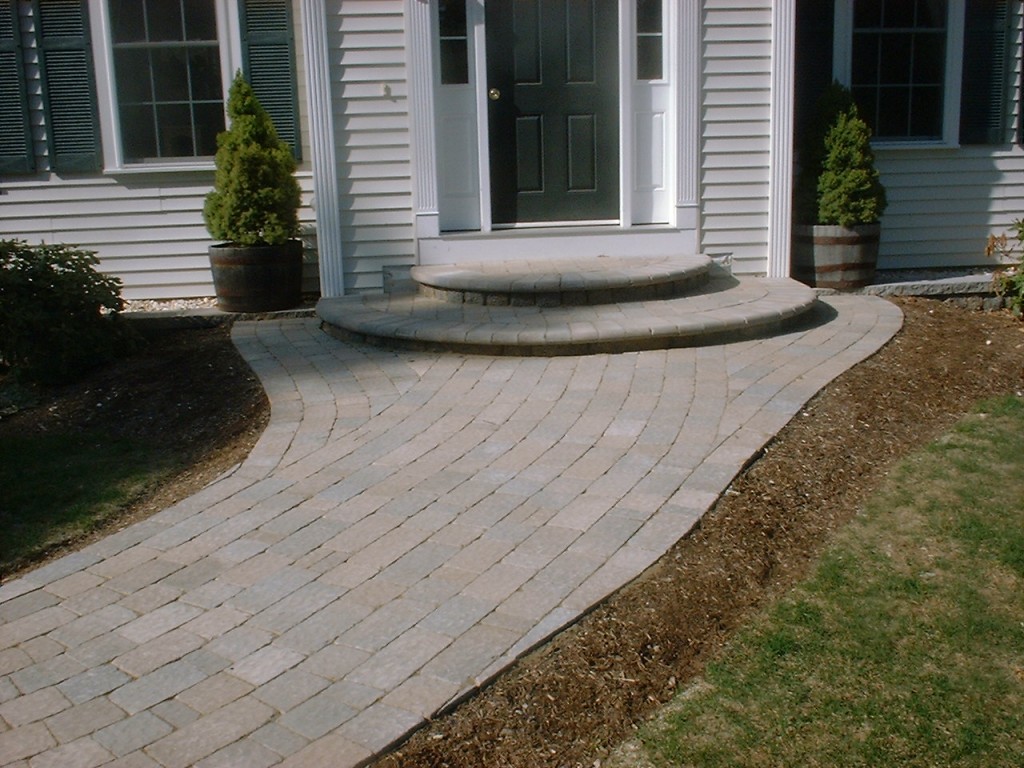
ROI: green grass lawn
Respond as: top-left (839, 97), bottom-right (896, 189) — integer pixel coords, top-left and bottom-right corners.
top-left (635, 395), bottom-right (1024, 767)
top-left (0, 429), bottom-right (175, 575)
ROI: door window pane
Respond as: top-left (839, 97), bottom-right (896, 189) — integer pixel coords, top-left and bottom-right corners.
top-left (439, 0), bottom-right (468, 85)
top-left (636, 0), bottom-right (662, 80)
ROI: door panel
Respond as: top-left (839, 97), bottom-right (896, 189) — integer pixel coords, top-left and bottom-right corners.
top-left (568, 115), bottom-right (596, 190)
top-left (516, 116), bottom-right (544, 191)
top-left (487, 0), bottom-right (619, 224)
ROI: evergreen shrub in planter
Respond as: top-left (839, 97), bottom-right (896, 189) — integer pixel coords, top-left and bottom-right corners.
top-left (793, 82), bottom-right (887, 290)
top-left (203, 72), bottom-right (303, 312)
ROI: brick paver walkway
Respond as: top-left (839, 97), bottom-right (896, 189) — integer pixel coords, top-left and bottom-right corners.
top-left (0, 295), bottom-right (901, 767)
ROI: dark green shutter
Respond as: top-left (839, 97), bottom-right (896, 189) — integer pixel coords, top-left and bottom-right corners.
top-left (0, 1), bottom-right (34, 174)
top-left (239, 0), bottom-right (301, 160)
top-left (960, 0), bottom-right (1009, 145)
top-left (35, 0), bottom-right (100, 171)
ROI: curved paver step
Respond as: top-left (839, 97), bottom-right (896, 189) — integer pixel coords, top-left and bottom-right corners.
top-left (318, 272), bottom-right (818, 355)
top-left (411, 254), bottom-right (712, 306)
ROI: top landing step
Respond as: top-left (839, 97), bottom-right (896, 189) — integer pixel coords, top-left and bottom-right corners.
top-left (318, 252), bottom-right (819, 357)
top-left (411, 254), bottom-right (712, 306)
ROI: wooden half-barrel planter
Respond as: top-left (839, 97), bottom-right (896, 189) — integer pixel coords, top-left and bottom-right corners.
top-left (208, 240), bottom-right (303, 313)
top-left (792, 223), bottom-right (880, 290)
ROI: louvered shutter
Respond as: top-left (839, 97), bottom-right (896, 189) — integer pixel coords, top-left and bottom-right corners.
top-left (239, 0), bottom-right (301, 160)
top-left (0, 1), bottom-right (34, 174)
top-left (35, 0), bottom-right (100, 171)
top-left (960, 0), bottom-right (1009, 145)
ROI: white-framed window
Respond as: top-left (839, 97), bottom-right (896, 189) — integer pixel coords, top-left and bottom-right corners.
top-left (0, 0), bottom-right (299, 176)
top-left (833, 0), bottom-right (966, 146)
top-left (106, 0), bottom-right (227, 163)
top-left (93, 0), bottom-right (239, 169)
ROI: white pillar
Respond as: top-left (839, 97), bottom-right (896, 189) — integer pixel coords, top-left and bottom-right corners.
top-left (300, 0), bottom-right (345, 296)
top-left (675, 1), bottom-right (701, 234)
top-left (768, 0), bottom-right (795, 278)
top-left (406, 0), bottom-right (440, 239)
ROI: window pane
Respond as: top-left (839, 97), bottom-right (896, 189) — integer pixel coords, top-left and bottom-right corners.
top-left (877, 86), bottom-right (910, 136)
top-left (183, 0), bottom-right (217, 40)
top-left (152, 49), bottom-right (190, 102)
top-left (110, 0), bottom-right (144, 43)
top-left (120, 104), bottom-right (157, 160)
top-left (851, 34), bottom-right (880, 85)
top-left (146, 0), bottom-right (182, 42)
top-left (157, 103), bottom-right (194, 156)
top-left (637, 37), bottom-right (662, 80)
top-left (637, 0), bottom-right (662, 35)
top-left (189, 48), bottom-right (222, 100)
top-left (193, 102), bottom-right (224, 155)
top-left (879, 34), bottom-right (912, 84)
top-left (916, 0), bottom-right (946, 28)
top-left (854, 0), bottom-right (883, 27)
top-left (884, 0), bottom-right (914, 28)
top-left (114, 49), bottom-right (152, 102)
top-left (439, 0), bottom-right (466, 38)
top-left (911, 85), bottom-right (943, 136)
top-left (913, 33), bottom-right (945, 84)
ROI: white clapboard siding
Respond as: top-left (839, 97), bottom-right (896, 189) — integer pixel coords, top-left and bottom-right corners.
top-left (699, 0), bottom-right (773, 275)
top-left (875, 147), bottom-right (1024, 269)
top-left (327, 0), bottom-right (415, 295)
top-left (0, 0), bottom-right (316, 301)
top-left (2, 170), bottom-right (317, 299)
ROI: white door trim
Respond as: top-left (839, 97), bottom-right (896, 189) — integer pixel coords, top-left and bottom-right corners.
top-left (407, 1), bottom-right (701, 260)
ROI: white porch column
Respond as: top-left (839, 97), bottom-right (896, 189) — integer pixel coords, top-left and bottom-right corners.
top-left (675, 1), bottom-right (701, 233)
top-left (406, 0), bottom-right (440, 240)
top-left (768, 0), bottom-right (796, 278)
top-left (300, 0), bottom-right (345, 297)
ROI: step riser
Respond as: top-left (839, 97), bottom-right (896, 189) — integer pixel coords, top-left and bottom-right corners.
top-left (418, 270), bottom-right (710, 307)
top-left (320, 302), bottom-right (820, 357)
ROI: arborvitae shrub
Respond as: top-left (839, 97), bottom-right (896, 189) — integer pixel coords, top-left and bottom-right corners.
top-left (817, 109), bottom-right (887, 227)
top-left (795, 81), bottom-right (855, 223)
top-left (796, 81), bottom-right (886, 228)
top-left (203, 73), bottom-right (301, 247)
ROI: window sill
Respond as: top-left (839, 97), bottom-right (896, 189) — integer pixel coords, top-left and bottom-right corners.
top-left (103, 162), bottom-right (215, 176)
top-left (871, 139), bottom-right (958, 151)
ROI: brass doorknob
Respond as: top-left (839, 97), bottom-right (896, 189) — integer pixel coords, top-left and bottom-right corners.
top-left (488, 88), bottom-right (501, 101)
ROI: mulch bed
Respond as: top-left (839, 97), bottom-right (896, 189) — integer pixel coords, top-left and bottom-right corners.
top-left (0, 324), bottom-right (269, 580)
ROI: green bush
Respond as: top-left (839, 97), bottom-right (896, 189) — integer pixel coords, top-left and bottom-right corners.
top-left (796, 81), bottom-right (887, 228)
top-left (817, 108), bottom-right (887, 227)
top-left (203, 72), bottom-right (301, 247)
top-left (0, 240), bottom-right (133, 384)
top-left (795, 81), bottom-right (855, 223)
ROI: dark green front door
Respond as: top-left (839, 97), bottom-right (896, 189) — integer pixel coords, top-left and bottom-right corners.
top-left (486, 0), bottom-right (619, 225)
